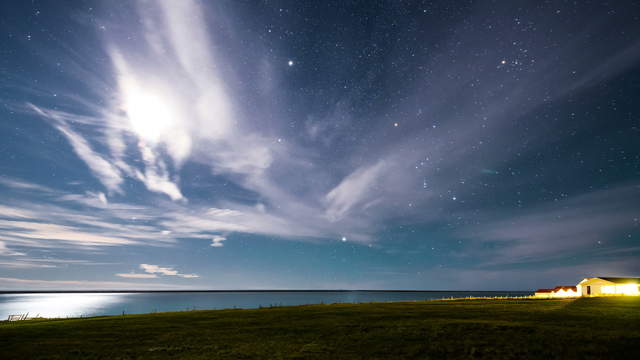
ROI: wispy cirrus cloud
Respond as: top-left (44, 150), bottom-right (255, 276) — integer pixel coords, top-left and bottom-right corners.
top-left (29, 105), bottom-right (124, 194)
top-left (0, 241), bottom-right (25, 257)
top-left (9, 0), bottom-right (640, 293)
top-left (24, 0), bottom-right (347, 242)
top-left (22, 0), bottom-right (640, 250)
top-left (0, 177), bottom-right (334, 263)
top-left (0, 258), bottom-right (113, 269)
top-left (114, 273), bottom-right (157, 279)
top-left (1, 220), bottom-right (135, 247)
top-left (0, 276), bottom-right (192, 290)
top-left (325, 160), bottom-right (387, 222)
top-left (0, 177), bottom-right (55, 193)
top-left (0, 261), bottom-right (56, 269)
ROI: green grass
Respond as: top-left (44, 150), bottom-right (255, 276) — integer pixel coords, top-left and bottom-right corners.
top-left (1, 297), bottom-right (639, 359)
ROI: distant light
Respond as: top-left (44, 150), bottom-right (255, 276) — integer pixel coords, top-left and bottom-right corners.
top-left (602, 284), bottom-right (639, 296)
top-left (341, 236), bottom-right (347, 242)
top-left (288, 60), bottom-right (294, 66)
top-left (452, 196), bottom-right (457, 201)
top-left (393, 122), bottom-right (399, 127)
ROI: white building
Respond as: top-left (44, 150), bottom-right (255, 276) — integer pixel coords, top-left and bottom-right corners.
top-left (577, 277), bottom-right (640, 296)
top-left (534, 286), bottom-right (579, 297)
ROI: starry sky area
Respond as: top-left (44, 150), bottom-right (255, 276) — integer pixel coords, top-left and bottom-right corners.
top-left (0, 0), bottom-right (639, 290)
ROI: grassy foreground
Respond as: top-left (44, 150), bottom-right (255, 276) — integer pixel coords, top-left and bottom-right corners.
top-left (1, 297), bottom-right (639, 359)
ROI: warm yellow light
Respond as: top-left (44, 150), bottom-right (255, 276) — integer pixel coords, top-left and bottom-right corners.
top-left (553, 289), bottom-right (579, 297)
top-left (602, 284), bottom-right (639, 296)
top-left (534, 288), bottom-right (579, 298)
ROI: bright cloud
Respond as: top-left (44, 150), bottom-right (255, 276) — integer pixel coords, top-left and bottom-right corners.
top-left (0, 241), bottom-right (25, 256)
top-left (325, 160), bottom-right (387, 221)
top-left (210, 235), bottom-right (226, 248)
top-left (140, 264), bottom-right (198, 279)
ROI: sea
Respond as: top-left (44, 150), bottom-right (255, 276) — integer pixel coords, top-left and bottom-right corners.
top-left (0, 290), bottom-right (532, 319)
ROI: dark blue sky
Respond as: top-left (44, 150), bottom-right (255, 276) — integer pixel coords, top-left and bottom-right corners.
top-left (0, 0), bottom-right (639, 290)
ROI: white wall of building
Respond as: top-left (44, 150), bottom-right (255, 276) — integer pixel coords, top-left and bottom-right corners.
top-left (577, 278), bottom-right (614, 296)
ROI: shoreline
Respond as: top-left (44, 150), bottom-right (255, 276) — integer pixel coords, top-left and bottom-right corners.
top-left (0, 289), bottom-right (531, 294)
top-left (2, 295), bottom-right (569, 322)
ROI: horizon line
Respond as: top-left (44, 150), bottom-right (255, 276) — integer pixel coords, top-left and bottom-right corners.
top-left (0, 289), bottom-right (532, 294)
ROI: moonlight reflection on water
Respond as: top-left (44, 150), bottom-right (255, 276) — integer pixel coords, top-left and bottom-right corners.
top-left (0, 291), bottom-right (532, 320)
top-left (0, 293), bottom-right (123, 319)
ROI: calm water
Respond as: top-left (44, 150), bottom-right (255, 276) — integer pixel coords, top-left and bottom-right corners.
top-left (0, 291), bottom-right (531, 319)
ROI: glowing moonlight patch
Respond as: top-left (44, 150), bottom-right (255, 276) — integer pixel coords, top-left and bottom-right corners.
top-left (123, 86), bottom-right (176, 143)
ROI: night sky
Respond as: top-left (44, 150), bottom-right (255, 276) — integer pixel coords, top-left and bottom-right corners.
top-left (1, 0), bottom-right (639, 290)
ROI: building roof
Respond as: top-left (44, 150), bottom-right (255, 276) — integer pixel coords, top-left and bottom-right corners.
top-left (552, 286), bottom-right (577, 291)
top-left (598, 277), bottom-right (640, 284)
top-left (535, 289), bottom-right (553, 293)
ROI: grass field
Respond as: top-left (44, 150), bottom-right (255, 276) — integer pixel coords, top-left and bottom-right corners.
top-left (1, 297), bottom-right (639, 359)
